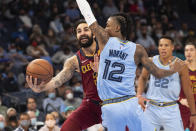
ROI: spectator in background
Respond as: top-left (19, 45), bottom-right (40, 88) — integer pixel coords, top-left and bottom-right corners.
top-left (5, 115), bottom-right (18, 131)
top-left (7, 43), bottom-right (28, 76)
top-left (6, 108), bottom-right (17, 118)
top-left (0, 96), bottom-right (8, 117)
top-left (27, 111), bottom-right (44, 131)
top-left (5, 108), bottom-right (18, 131)
top-left (65, 1), bottom-right (80, 22)
top-left (27, 111), bottom-right (38, 130)
top-left (43, 89), bottom-right (65, 113)
top-left (14, 113), bottom-right (32, 131)
top-left (152, 21), bottom-right (163, 44)
top-left (29, 25), bottom-right (43, 43)
top-left (49, 15), bottom-right (64, 35)
top-left (1, 71), bottom-right (19, 93)
top-left (62, 106), bottom-right (75, 120)
top-left (129, 0), bottom-right (145, 16)
top-left (179, 23), bottom-right (189, 41)
top-left (18, 9), bottom-right (32, 29)
top-left (39, 113), bottom-right (60, 131)
top-left (51, 45), bottom-right (74, 65)
top-left (26, 97), bottom-right (45, 122)
top-left (91, 2), bottom-right (105, 26)
top-left (44, 28), bottom-right (60, 54)
top-left (60, 87), bottom-right (82, 113)
top-left (51, 111), bottom-right (63, 127)
top-left (136, 23), bottom-right (157, 56)
top-left (102, 0), bottom-right (119, 18)
top-left (0, 114), bottom-right (6, 131)
top-left (26, 40), bottom-right (49, 60)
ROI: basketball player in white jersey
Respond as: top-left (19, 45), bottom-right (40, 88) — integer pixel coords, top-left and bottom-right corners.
top-left (137, 36), bottom-right (196, 131)
top-left (75, 0), bottom-right (185, 130)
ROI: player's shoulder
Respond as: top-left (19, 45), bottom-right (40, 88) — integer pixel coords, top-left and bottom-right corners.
top-left (134, 44), bottom-right (146, 57)
top-left (64, 55), bottom-right (79, 68)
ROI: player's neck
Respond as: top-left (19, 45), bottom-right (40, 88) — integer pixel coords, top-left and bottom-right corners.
top-left (159, 55), bottom-right (174, 65)
top-left (117, 35), bottom-right (126, 41)
top-left (82, 41), bottom-right (96, 56)
top-left (187, 60), bottom-right (196, 70)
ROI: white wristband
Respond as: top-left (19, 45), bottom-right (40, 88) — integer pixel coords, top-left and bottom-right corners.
top-left (76, 0), bottom-right (96, 26)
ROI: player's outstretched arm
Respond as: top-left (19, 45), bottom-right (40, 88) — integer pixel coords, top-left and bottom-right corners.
top-left (137, 67), bottom-right (150, 110)
top-left (75, 0), bottom-right (109, 52)
top-left (26, 56), bottom-right (79, 93)
top-left (135, 44), bottom-right (183, 78)
top-left (180, 65), bottom-right (196, 130)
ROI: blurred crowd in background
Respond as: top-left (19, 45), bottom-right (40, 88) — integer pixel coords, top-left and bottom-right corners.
top-left (0, 0), bottom-right (196, 130)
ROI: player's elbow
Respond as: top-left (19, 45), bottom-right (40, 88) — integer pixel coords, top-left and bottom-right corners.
top-left (153, 72), bottom-right (162, 79)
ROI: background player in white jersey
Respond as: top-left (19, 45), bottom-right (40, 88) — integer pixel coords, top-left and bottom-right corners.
top-left (137, 36), bottom-right (196, 131)
top-left (75, 0), bottom-right (184, 131)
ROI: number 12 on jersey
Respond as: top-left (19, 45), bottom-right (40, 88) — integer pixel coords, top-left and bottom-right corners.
top-left (102, 59), bottom-right (125, 82)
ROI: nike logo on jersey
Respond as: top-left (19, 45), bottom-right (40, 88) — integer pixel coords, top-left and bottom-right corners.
top-left (81, 59), bottom-right (88, 64)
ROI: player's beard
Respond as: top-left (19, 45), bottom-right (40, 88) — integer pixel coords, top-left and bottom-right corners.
top-left (78, 34), bottom-right (93, 48)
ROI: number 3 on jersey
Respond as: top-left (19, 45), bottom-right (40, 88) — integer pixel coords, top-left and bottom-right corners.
top-left (102, 59), bottom-right (125, 82)
top-left (154, 78), bottom-right (169, 88)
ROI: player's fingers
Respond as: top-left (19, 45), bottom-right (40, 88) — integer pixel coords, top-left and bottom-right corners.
top-left (90, 61), bottom-right (95, 70)
top-left (194, 125), bottom-right (196, 131)
top-left (34, 77), bottom-right (37, 86)
top-left (26, 76), bottom-right (31, 87)
top-left (29, 76), bottom-right (33, 85)
top-left (40, 81), bottom-right (46, 87)
top-left (32, 88), bottom-right (41, 93)
top-left (189, 120), bottom-right (193, 128)
top-left (95, 54), bottom-right (99, 62)
top-left (141, 104), bottom-right (145, 111)
top-left (26, 75), bottom-right (29, 83)
top-left (94, 53), bottom-right (97, 60)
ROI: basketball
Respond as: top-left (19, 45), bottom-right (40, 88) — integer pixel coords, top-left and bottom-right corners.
top-left (26, 59), bottom-right (53, 84)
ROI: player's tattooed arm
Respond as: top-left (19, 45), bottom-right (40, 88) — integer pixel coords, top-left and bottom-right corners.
top-left (26, 56), bottom-right (79, 93)
top-left (89, 22), bottom-right (109, 51)
top-left (49, 56), bottom-right (79, 89)
top-left (135, 44), bottom-right (181, 78)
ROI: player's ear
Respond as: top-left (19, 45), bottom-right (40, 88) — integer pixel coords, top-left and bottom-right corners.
top-left (171, 44), bottom-right (174, 51)
top-left (93, 33), bottom-right (96, 39)
top-left (115, 25), bottom-right (120, 32)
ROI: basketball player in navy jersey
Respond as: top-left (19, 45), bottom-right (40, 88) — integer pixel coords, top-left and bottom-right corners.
top-left (137, 36), bottom-right (196, 131)
top-left (26, 20), bottom-right (103, 131)
top-left (75, 0), bottom-right (184, 130)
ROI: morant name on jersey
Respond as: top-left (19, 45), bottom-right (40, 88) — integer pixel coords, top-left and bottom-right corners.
top-left (109, 49), bottom-right (128, 60)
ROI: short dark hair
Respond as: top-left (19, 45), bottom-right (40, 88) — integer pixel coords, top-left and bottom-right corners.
top-left (73, 19), bottom-right (87, 35)
top-left (26, 97), bottom-right (36, 104)
top-left (159, 36), bottom-right (174, 44)
top-left (111, 13), bottom-right (133, 39)
top-left (19, 112), bottom-right (29, 119)
top-left (185, 41), bottom-right (196, 49)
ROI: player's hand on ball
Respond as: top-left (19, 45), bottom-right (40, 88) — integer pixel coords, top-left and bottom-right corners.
top-left (26, 75), bottom-right (46, 93)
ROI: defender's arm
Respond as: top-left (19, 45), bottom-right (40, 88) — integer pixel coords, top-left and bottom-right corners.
top-left (76, 0), bottom-right (109, 51)
top-left (135, 44), bottom-right (181, 78)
